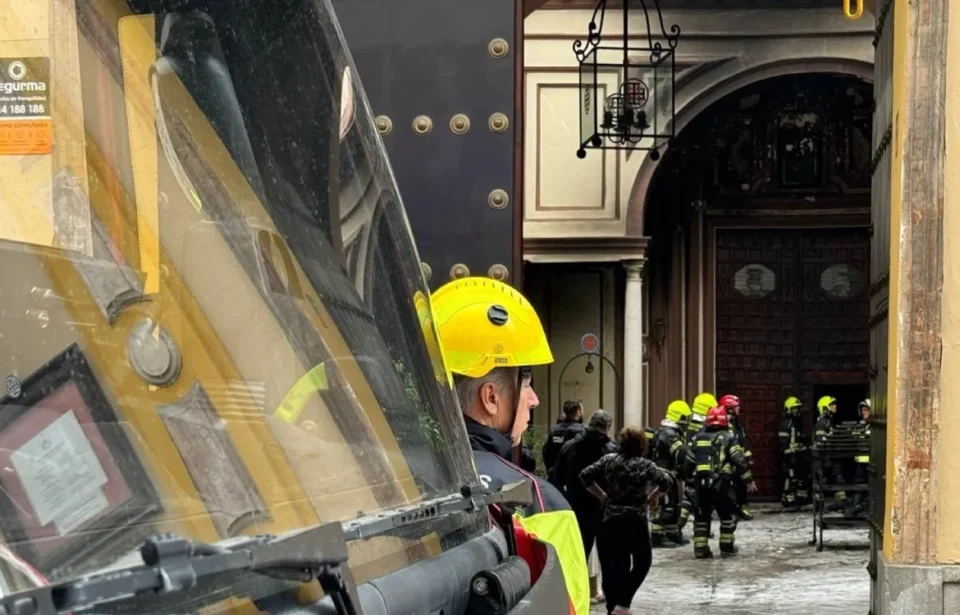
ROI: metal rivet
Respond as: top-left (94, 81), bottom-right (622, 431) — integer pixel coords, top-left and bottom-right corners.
top-left (421, 262), bottom-right (433, 281)
top-left (450, 114), bottom-right (471, 135)
top-left (488, 113), bottom-right (509, 133)
top-left (488, 38), bottom-right (509, 59)
top-left (488, 189), bottom-right (509, 210)
top-left (375, 115), bottom-right (393, 135)
top-left (413, 115), bottom-right (433, 135)
top-left (450, 264), bottom-right (470, 280)
top-left (489, 264), bottom-right (509, 281)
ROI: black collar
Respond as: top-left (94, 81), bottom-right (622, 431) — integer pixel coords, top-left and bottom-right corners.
top-left (464, 416), bottom-right (514, 459)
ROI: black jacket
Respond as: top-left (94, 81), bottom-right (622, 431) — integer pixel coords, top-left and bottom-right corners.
top-left (542, 420), bottom-right (586, 472)
top-left (465, 417), bottom-right (572, 515)
top-left (551, 430), bottom-right (617, 511)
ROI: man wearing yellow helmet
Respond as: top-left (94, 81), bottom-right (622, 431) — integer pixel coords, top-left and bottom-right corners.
top-left (432, 277), bottom-right (590, 615)
top-left (814, 395), bottom-right (846, 510)
top-left (678, 392), bottom-right (718, 532)
top-left (650, 400), bottom-right (692, 547)
top-left (778, 396), bottom-right (809, 509)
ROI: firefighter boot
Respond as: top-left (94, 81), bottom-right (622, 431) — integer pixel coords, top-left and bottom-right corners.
top-left (693, 518), bottom-right (712, 558)
top-left (738, 505), bottom-right (754, 521)
top-left (719, 518), bottom-right (738, 556)
top-left (667, 532), bottom-right (689, 547)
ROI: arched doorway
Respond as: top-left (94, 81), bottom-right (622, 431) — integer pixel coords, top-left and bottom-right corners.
top-left (643, 73), bottom-right (873, 498)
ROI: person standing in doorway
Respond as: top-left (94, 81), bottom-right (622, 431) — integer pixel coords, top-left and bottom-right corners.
top-left (778, 396), bottom-right (810, 509)
top-left (544, 399), bottom-right (586, 481)
top-left (581, 426), bottom-right (674, 615)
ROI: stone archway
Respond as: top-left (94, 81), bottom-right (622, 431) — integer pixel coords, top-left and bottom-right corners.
top-left (625, 58), bottom-right (873, 236)
top-left (638, 72), bottom-right (875, 498)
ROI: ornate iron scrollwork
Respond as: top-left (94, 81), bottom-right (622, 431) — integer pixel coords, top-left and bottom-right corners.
top-left (574, 0), bottom-right (680, 160)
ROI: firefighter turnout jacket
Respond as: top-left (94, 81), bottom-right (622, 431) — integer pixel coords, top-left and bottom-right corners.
top-left (654, 421), bottom-right (687, 475)
top-left (686, 428), bottom-right (754, 486)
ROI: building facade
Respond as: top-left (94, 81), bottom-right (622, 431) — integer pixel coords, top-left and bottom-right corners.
top-left (521, 2), bottom-right (874, 493)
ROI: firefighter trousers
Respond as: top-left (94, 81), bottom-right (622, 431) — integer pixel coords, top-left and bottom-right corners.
top-left (651, 476), bottom-right (683, 544)
top-left (679, 485), bottom-right (697, 530)
top-left (693, 482), bottom-right (739, 556)
top-left (780, 451), bottom-right (810, 507)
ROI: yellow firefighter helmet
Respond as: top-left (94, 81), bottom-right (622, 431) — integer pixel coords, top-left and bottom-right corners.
top-left (666, 399), bottom-right (692, 423)
top-left (692, 393), bottom-right (718, 417)
top-left (431, 277), bottom-right (553, 378)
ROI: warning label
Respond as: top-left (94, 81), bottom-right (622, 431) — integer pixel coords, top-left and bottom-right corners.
top-left (0, 58), bottom-right (51, 156)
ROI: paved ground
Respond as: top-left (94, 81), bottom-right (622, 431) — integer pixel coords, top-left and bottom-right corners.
top-left (591, 506), bottom-right (871, 614)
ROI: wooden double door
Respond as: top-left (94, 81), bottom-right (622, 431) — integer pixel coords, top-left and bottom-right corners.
top-left (714, 227), bottom-right (871, 497)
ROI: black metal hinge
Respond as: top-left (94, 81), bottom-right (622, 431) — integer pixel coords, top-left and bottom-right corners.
top-left (873, 0), bottom-right (894, 47)
top-left (869, 125), bottom-right (893, 176)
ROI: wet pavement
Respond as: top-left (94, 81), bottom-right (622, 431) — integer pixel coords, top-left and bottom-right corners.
top-left (592, 506), bottom-right (871, 614)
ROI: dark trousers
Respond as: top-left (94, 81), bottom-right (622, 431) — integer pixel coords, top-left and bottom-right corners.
top-left (573, 504), bottom-right (602, 559)
top-left (781, 451), bottom-right (811, 505)
top-left (651, 477), bottom-right (682, 539)
top-left (693, 483), bottom-right (739, 554)
top-left (596, 513), bottom-right (653, 613)
top-left (679, 486), bottom-right (698, 529)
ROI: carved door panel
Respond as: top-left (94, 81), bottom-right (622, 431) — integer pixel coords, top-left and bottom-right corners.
top-left (797, 229), bottom-right (872, 413)
top-left (715, 227), bottom-right (870, 498)
top-left (715, 230), bottom-right (799, 496)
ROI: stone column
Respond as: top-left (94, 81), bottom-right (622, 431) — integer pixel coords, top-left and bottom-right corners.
top-left (623, 260), bottom-right (645, 428)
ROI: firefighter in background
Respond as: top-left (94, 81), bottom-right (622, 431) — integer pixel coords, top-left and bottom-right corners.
top-left (544, 399), bottom-right (586, 479)
top-left (432, 278), bottom-right (590, 615)
top-left (687, 406), bottom-right (757, 559)
top-left (813, 395), bottom-right (846, 510)
top-left (719, 395), bottom-right (754, 521)
top-left (778, 396), bottom-right (810, 509)
top-left (849, 399), bottom-right (872, 517)
top-left (678, 392), bottom-right (718, 531)
top-left (651, 400), bottom-right (692, 548)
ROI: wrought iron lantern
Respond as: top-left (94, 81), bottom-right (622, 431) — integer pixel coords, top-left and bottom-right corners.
top-left (574, 0), bottom-right (680, 160)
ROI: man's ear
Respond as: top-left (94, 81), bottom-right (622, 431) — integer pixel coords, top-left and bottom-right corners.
top-left (479, 380), bottom-right (500, 417)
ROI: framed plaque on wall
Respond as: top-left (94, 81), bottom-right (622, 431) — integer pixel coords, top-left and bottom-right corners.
top-left (0, 344), bottom-right (162, 577)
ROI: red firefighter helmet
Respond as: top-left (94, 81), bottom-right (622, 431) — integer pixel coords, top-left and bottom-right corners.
top-left (705, 406), bottom-right (729, 428)
top-left (718, 394), bottom-right (740, 410)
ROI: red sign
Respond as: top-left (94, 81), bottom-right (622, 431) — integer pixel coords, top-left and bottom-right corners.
top-left (580, 333), bottom-right (599, 353)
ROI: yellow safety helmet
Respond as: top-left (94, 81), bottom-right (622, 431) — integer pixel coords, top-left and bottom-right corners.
top-left (666, 399), bottom-right (692, 424)
top-left (692, 393), bottom-right (718, 417)
top-left (431, 277), bottom-right (553, 378)
top-left (817, 395), bottom-right (837, 414)
top-left (784, 396), bottom-right (802, 413)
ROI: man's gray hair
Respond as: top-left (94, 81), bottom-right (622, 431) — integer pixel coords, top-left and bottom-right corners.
top-left (454, 367), bottom-right (518, 411)
top-left (588, 409), bottom-right (612, 433)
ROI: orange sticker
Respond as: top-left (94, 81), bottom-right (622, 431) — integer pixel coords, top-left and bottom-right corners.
top-left (0, 118), bottom-right (51, 155)
top-left (0, 58), bottom-right (51, 156)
